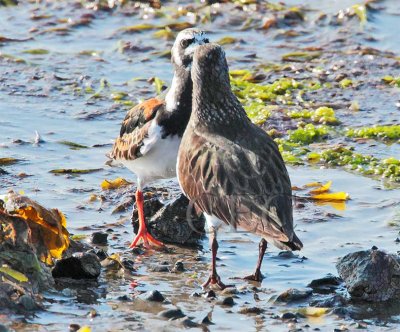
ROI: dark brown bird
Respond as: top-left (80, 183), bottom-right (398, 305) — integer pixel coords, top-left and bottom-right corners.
top-left (177, 43), bottom-right (303, 289)
top-left (110, 29), bottom-right (209, 248)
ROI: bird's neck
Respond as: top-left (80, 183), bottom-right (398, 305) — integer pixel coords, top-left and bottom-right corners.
top-left (191, 78), bottom-right (248, 133)
top-left (165, 67), bottom-right (192, 113)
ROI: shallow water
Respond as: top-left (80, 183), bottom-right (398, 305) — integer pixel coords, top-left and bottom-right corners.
top-left (1, 0), bottom-right (400, 331)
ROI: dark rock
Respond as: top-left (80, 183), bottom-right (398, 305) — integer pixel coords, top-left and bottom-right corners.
top-left (173, 260), bottom-right (185, 272)
top-left (281, 312), bottom-right (297, 321)
top-left (0, 325), bottom-right (8, 332)
top-left (176, 317), bottom-right (199, 328)
top-left (131, 197), bottom-right (163, 226)
top-left (134, 194), bottom-right (205, 246)
top-left (144, 290), bottom-right (165, 302)
top-left (87, 248), bottom-right (108, 261)
top-left (148, 264), bottom-right (170, 272)
top-left (238, 306), bottom-right (265, 314)
top-left (117, 295), bottom-right (130, 301)
top-left (121, 258), bottom-right (135, 271)
top-left (52, 253), bottom-right (101, 279)
top-left (69, 324), bottom-right (80, 332)
top-left (336, 249), bottom-right (400, 302)
top-left (307, 274), bottom-right (343, 294)
top-left (278, 251), bottom-right (296, 259)
top-left (218, 296), bottom-right (235, 306)
top-left (309, 294), bottom-right (347, 308)
top-left (90, 232), bottom-right (108, 245)
top-left (18, 294), bottom-right (39, 311)
top-left (158, 308), bottom-right (185, 319)
top-left (201, 313), bottom-right (214, 325)
top-left (204, 290), bottom-right (216, 299)
top-left (276, 288), bottom-right (312, 303)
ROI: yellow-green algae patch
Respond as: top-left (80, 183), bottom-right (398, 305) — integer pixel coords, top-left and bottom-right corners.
top-left (346, 125), bottom-right (400, 140)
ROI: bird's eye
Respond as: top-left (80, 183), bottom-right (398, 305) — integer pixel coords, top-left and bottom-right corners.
top-left (203, 38), bottom-right (209, 43)
top-left (181, 38), bottom-right (194, 48)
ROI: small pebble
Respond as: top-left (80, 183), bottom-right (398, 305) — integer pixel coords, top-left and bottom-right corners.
top-left (281, 312), bottom-right (297, 321)
top-left (91, 231), bottom-right (108, 245)
top-left (69, 324), bottom-right (80, 332)
top-left (158, 308), bottom-right (185, 319)
top-left (219, 296), bottom-right (235, 306)
top-left (174, 261), bottom-right (185, 272)
top-left (144, 290), bottom-right (165, 302)
top-left (204, 290), bottom-right (216, 298)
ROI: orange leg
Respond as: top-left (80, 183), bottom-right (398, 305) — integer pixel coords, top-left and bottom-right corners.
top-left (243, 239), bottom-right (267, 282)
top-left (129, 189), bottom-right (164, 248)
top-left (202, 229), bottom-right (226, 290)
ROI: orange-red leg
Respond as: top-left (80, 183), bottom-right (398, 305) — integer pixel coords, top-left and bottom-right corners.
top-left (129, 189), bottom-right (164, 248)
top-left (243, 239), bottom-right (267, 282)
top-left (202, 229), bottom-right (226, 289)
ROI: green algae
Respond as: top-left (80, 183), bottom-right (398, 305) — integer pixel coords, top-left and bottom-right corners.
top-left (339, 78), bottom-right (353, 88)
top-left (351, 4), bottom-right (367, 25)
top-left (50, 168), bottom-right (102, 175)
top-left (244, 104), bottom-right (276, 125)
top-left (287, 107), bottom-right (338, 125)
top-left (288, 124), bottom-right (329, 145)
top-left (22, 49), bottom-right (49, 55)
top-left (310, 147), bottom-right (400, 182)
top-left (218, 36), bottom-right (237, 45)
top-left (382, 75), bottom-right (400, 87)
top-left (58, 141), bottom-right (89, 149)
top-left (282, 51), bottom-right (321, 62)
top-left (346, 125), bottom-right (400, 141)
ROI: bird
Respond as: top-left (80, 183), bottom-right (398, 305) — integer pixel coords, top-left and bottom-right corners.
top-left (110, 28), bottom-right (209, 249)
top-left (177, 43), bottom-right (303, 289)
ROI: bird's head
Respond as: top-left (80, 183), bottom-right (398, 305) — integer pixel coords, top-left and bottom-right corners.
top-left (171, 28), bottom-right (209, 70)
top-left (191, 43), bottom-right (229, 87)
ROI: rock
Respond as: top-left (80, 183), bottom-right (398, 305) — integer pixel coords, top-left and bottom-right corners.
top-left (307, 274), bottom-right (343, 294)
top-left (281, 312), bottom-right (297, 321)
top-left (148, 264), bottom-right (170, 272)
top-left (144, 290), bottom-right (165, 302)
top-left (278, 251), bottom-right (296, 259)
top-left (0, 325), bottom-right (8, 332)
top-left (158, 308), bottom-right (185, 319)
top-left (176, 317), bottom-right (199, 328)
top-left (173, 260), bottom-right (185, 272)
top-left (201, 314), bottom-right (214, 325)
top-left (221, 287), bottom-right (238, 295)
top-left (238, 306), bottom-right (265, 314)
top-left (52, 253), bottom-right (101, 279)
top-left (90, 232), bottom-right (108, 245)
top-left (218, 296), bottom-right (235, 306)
top-left (121, 258), bottom-right (135, 272)
top-left (336, 248), bottom-right (400, 302)
top-left (134, 194), bottom-right (205, 246)
top-left (87, 248), bottom-right (108, 261)
top-left (18, 294), bottom-right (39, 311)
top-left (117, 295), bottom-right (130, 301)
top-left (309, 294), bottom-right (347, 308)
top-left (276, 288), bottom-right (312, 303)
top-left (204, 290), bottom-right (216, 299)
top-left (69, 324), bottom-right (80, 332)
top-left (131, 197), bottom-right (163, 226)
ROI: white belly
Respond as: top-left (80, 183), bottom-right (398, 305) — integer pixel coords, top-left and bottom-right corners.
top-left (204, 213), bottom-right (224, 231)
top-left (122, 135), bottom-right (181, 185)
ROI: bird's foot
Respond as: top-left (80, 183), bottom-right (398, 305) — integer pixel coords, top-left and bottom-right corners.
top-left (243, 270), bottom-right (264, 282)
top-left (202, 273), bottom-right (226, 290)
top-left (129, 228), bottom-right (164, 249)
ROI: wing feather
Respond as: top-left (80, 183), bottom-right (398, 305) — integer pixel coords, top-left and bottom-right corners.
top-left (178, 122), bottom-right (296, 244)
top-left (111, 98), bottom-right (164, 161)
